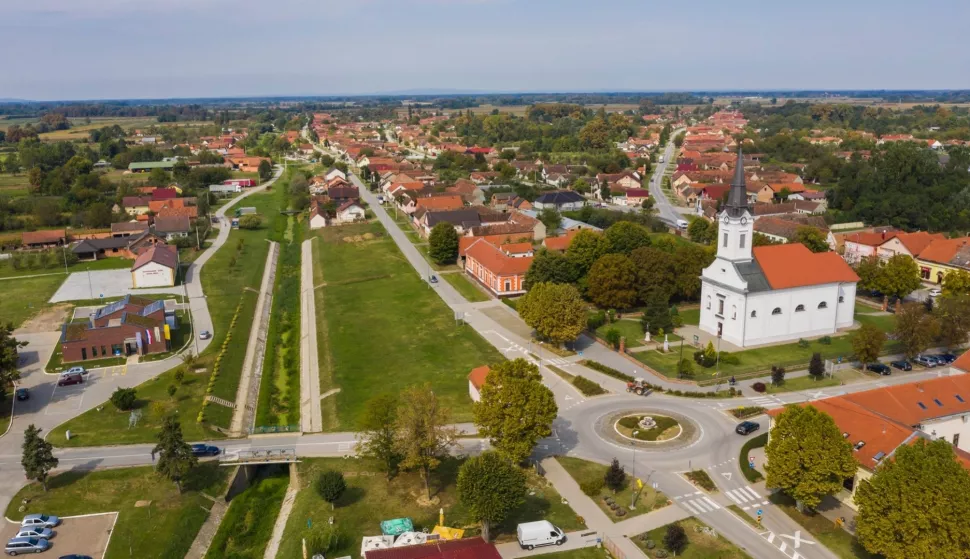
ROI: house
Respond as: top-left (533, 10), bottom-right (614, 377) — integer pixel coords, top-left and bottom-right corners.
top-left (309, 202), bottom-right (328, 230)
top-left (418, 208), bottom-right (508, 237)
top-left (463, 239), bottom-right (533, 296)
top-left (500, 242), bottom-right (534, 258)
top-left (128, 160), bottom-right (176, 173)
top-left (468, 366), bottom-right (490, 402)
top-left (415, 195), bottom-right (464, 212)
top-left (617, 188), bottom-right (650, 207)
top-left (752, 215), bottom-right (832, 247)
top-left (131, 245), bottom-right (177, 288)
top-left (700, 149), bottom-right (859, 348)
top-left (543, 230), bottom-right (578, 252)
top-left (533, 190), bottom-right (586, 211)
top-left (60, 296), bottom-right (172, 362)
top-left (111, 222), bottom-right (149, 238)
top-left (122, 196), bottom-right (153, 216)
top-left (333, 200), bottom-right (366, 225)
top-left (153, 215), bottom-right (191, 241)
top-left (841, 228), bottom-right (901, 264)
top-left (309, 198), bottom-right (366, 229)
top-left (446, 179), bottom-right (485, 206)
top-left (876, 231), bottom-right (946, 262)
top-left (151, 187), bottom-right (178, 201)
top-left (914, 236), bottom-right (970, 284)
top-left (21, 229), bottom-right (67, 249)
top-left (71, 235), bottom-right (156, 261)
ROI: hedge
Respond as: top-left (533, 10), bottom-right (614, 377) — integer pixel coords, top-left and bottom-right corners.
top-left (740, 432), bottom-right (769, 482)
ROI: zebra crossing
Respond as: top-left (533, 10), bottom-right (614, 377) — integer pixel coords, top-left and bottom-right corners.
top-left (673, 492), bottom-right (723, 515)
top-left (724, 485), bottom-right (770, 510)
top-left (747, 394), bottom-right (785, 408)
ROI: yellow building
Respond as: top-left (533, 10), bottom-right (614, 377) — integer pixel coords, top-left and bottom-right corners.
top-left (914, 236), bottom-right (970, 284)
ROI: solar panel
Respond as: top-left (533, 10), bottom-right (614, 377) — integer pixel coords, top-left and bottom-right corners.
top-left (140, 300), bottom-right (165, 316)
top-left (873, 451), bottom-right (886, 461)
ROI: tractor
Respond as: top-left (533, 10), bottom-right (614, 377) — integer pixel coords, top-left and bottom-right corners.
top-left (626, 378), bottom-right (652, 396)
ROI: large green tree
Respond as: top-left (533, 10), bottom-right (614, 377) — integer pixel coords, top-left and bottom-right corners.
top-left (586, 254), bottom-right (637, 309)
top-left (356, 393), bottom-right (401, 479)
top-left (258, 159), bottom-right (273, 181)
top-left (671, 244), bottom-right (714, 300)
top-left (21, 425), bottom-right (57, 491)
top-left (428, 222), bottom-right (460, 265)
top-left (0, 323), bottom-right (27, 387)
top-left (942, 269), bottom-right (970, 297)
top-left (934, 294), bottom-right (970, 348)
top-left (630, 247), bottom-right (677, 302)
top-left (792, 226), bottom-right (830, 253)
top-left (765, 405), bottom-right (857, 510)
top-left (517, 282), bottom-right (586, 346)
top-left (877, 254), bottom-right (922, 300)
top-left (851, 323), bottom-right (886, 368)
top-left (395, 384), bottom-right (458, 499)
top-left (640, 289), bottom-right (673, 335)
top-left (604, 221), bottom-right (652, 255)
top-left (894, 302), bottom-right (939, 358)
top-left (565, 230), bottom-right (611, 277)
top-left (687, 219), bottom-right (715, 245)
top-left (473, 359), bottom-right (558, 464)
top-left (153, 415), bottom-right (198, 493)
top-left (457, 451), bottom-right (526, 542)
top-left (856, 439), bottom-right (970, 559)
top-left (854, 256), bottom-right (883, 293)
top-left (524, 248), bottom-right (578, 289)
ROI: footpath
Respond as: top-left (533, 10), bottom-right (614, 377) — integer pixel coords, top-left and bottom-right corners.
top-left (300, 238), bottom-right (322, 432)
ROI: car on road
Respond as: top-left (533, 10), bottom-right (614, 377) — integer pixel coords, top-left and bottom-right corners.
top-left (191, 444), bottom-right (220, 457)
top-left (63, 366), bottom-right (86, 376)
top-left (15, 388), bottom-right (28, 401)
top-left (676, 219), bottom-right (688, 229)
top-left (15, 528), bottom-right (53, 540)
top-left (914, 355), bottom-right (939, 368)
top-left (5, 536), bottom-right (49, 555)
top-left (936, 353), bottom-right (957, 365)
top-left (59, 555), bottom-right (93, 559)
top-left (890, 360), bottom-right (912, 371)
top-left (199, 330), bottom-right (211, 340)
top-left (865, 363), bottom-right (892, 376)
top-left (929, 288), bottom-right (942, 298)
top-left (429, 275), bottom-right (438, 284)
top-left (56, 373), bottom-right (83, 387)
top-left (21, 514), bottom-right (60, 528)
top-left (736, 421), bottom-right (760, 435)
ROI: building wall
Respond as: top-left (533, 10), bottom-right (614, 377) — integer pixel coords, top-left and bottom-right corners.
top-left (742, 283), bottom-right (855, 346)
top-left (843, 242), bottom-right (877, 265)
top-left (132, 262), bottom-right (175, 288)
top-left (469, 381), bottom-right (482, 402)
top-left (309, 214), bottom-right (328, 230)
top-left (923, 415), bottom-right (970, 452)
top-left (62, 324), bottom-right (168, 362)
top-left (915, 258), bottom-right (955, 284)
top-left (464, 255), bottom-right (526, 296)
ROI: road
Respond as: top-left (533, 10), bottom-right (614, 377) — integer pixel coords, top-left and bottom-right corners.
top-left (647, 129), bottom-right (685, 226)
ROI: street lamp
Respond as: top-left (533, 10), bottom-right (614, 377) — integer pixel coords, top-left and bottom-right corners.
top-left (631, 431), bottom-right (639, 509)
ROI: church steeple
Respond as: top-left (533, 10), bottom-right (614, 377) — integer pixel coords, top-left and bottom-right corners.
top-left (725, 146), bottom-right (748, 218)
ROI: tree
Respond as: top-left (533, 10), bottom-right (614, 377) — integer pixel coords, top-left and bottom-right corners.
top-left (771, 366), bottom-right (786, 386)
top-left (457, 451), bottom-right (526, 542)
top-left (934, 294), bottom-right (970, 348)
top-left (855, 439), bottom-right (970, 559)
top-left (110, 387), bottom-right (137, 411)
top-left (153, 415), bottom-right (198, 493)
top-left (356, 393), bottom-right (401, 479)
top-left (524, 249), bottom-right (578, 289)
top-left (395, 384), bottom-right (458, 499)
top-left (877, 254), bottom-right (922, 300)
top-left (792, 227), bottom-right (830, 253)
top-left (538, 208), bottom-right (562, 232)
top-left (630, 247), bottom-right (677, 302)
top-left (148, 167), bottom-right (170, 185)
top-left (855, 256), bottom-right (883, 293)
top-left (765, 405), bottom-right (857, 510)
top-left (894, 302), bottom-right (940, 359)
top-left (258, 159), bottom-right (273, 181)
top-left (565, 230), bottom-right (611, 277)
top-left (586, 254), bottom-right (637, 309)
top-left (517, 282), bottom-right (586, 346)
top-left (0, 324), bottom-right (27, 387)
top-left (316, 470), bottom-right (347, 505)
top-left (941, 269), bottom-right (970, 297)
top-left (604, 222), bottom-right (651, 255)
top-left (639, 289), bottom-right (672, 335)
top-left (671, 244), bottom-right (714, 300)
top-left (852, 323), bottom-right (886, 368)
top-left (21, 425), bottom-right (57, 491)
top-left (808, 352), bottom-right (825, 379)
top-left (604, 458), bottom-right (626, 492)
top-left (473, 359), bottom-right (557, 464)
top-left (237, 214), bottom-right (263, 230)
top-left (167, 384), bottom-right (178, 399)
top-left (663, 524), bottom-right (688, 554)
top-left (687, 219), bottom-right (714, 244)
top-left (428, 222), bottom-right (459, 265)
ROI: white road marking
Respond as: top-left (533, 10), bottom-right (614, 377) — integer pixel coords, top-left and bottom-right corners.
top-left (741, 486), bottom-right (762, 500)
top-left (702, 496), bottom-right (721, 510)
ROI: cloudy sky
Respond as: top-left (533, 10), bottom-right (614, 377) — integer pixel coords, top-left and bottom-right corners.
top-left (4, 0), bottom-right (970, 101)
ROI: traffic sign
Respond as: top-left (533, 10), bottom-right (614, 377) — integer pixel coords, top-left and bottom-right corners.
top-left (757, 509), bottom-right (763, 516)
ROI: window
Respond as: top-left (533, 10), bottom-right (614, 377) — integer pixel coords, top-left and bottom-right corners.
top-left (818, 302), bottom-right (828, 309)
top-left (718, 299), bottom-right (724, 316)
top-left (772, 307), bottom-right (782, 315)
top-left (101, 345), bottom-right (107, 356)
top-left (706, 296), bottom-right (711, 310)
top-left (751, 310), bottom-right (757, 318)
top-left (723, 232), bottom-right (728, 248)
top-left (504, 280), bottom-right (511, 292)
top-left (957, 395), bottom-right (966, 403)
top-left (955, 434), bottom-right (961, 447)
top-left (795, 304), bottom-right (805, 312)
top-left (92, 346), bottom-right (98, 357)
top-left (732, 305), bottom-right (737, 320)
top-left (917, 402), bottom-right (928, 410)
top-left (81, 348), bottom-right (87, 360)
top-left (739, 233), bottom-right (746, 249)
top-left (934, 398), bottom-right (944, 407)
top-left (838, 295), bottom-right (845, 303)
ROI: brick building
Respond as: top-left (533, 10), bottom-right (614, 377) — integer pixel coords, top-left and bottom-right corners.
top-left (60, 296), bottom-right (173, 362)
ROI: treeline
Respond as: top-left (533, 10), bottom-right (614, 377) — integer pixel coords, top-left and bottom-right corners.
top-left (743, 101), bottom-right (970, 139)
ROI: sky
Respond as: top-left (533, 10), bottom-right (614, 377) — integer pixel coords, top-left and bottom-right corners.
top-left (4, 0), bottom-right (970, 101)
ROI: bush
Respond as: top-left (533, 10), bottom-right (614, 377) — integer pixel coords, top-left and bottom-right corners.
top-left (655, 549), bottom-right (668, 558)
top-left (797, 338), bottom-right (810, 348)
top-left (581, 360), bottom-right (635, 383)
top-left (752, 382), bottom-right (767, 393)
top-left (663, 524), bottom-right (687, 555)
top-left (587, 311), bottom-right (607, 331)
top-left (238, 214), bottom-right (263, 230)
top-left (110, 387), bottom-right (137, 411)
top-left (819, 335), bottom-right (832, 345)
top-left (685, 470), bottom-right (716, 492)
top-left (572, 376), bottom-right (606, 396)
top-left (771, 366), bottom-right (786, 386)
top-left (604, 458), bottom-right (626, 492)
top-left (740, 433), bottom-right (769, 482)
top-left (604, 328), bottom-right (621, 349)
top-left (719, 352), bottom-right (740, 365)
top-left (580, 478), bottom-right (605, 496)
top-left (316, 470), bottom-right (347, 503)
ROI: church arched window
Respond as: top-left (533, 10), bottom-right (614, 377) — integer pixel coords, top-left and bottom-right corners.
top-left (706, 296), bottom-right (711, 310)
top-left (818, 302), bottom-right (828, 309)
top-left (732, 305), bottom-right (737, 319)
top-left (771, 307), bottom-right (782, 315)
top-left (795, 304), bottom-right (805, 312)
top-left (838, 296), bottom-right (845, 303)
top-left (751, 310), bottom-right (757, 318)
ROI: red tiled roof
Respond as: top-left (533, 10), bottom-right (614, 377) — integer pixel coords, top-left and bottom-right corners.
top-left (891, 231), bottom-right (946, 256)
top-left (845, 230), bottom-right (899, 248)
top-left (543, 230), bottom-right (577, 252)
top-left (753, 244), bottom-right (859, 289)
top-left (501, 242), bottom-right (533, 255)
top-left (22, 229), bottom-right (66, 245)
top-left (416, 195), bottom-right (464, 211)
top-left (468, 366), bottom-right (490, 390)
top-left (916, 237), bottom-right (970, 263)
top-left (132, 244), bottom-right (177, 271)
top-left (841, 375), bottom-right (970, 427)
top-left (465, 239), bottom-right (533, 276)
top-left (952, 348), bottom-right (970, 373)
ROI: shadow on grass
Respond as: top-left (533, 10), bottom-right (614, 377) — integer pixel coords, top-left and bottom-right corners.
top-left (336, 485), bottom-right (366, 507)
top-left (47, 463), bottom-right (101, 491)
top-left (183, 462), bottom-right (227, 494)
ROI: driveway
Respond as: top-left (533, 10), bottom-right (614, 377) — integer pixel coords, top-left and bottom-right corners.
top-left (1, 513), bottom-right (116, 558)
top-left (49, 269), bottom-right (183, 303)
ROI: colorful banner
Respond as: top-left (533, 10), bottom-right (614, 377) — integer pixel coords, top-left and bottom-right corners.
top-left (163, 324), bottom-right (171, 341)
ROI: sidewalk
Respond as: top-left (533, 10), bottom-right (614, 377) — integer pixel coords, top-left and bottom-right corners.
top-left (299, 238), bottom-right (322, 433)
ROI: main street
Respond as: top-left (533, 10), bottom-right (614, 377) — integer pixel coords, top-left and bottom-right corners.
top-left (648, 128), bottom-right (686, 226)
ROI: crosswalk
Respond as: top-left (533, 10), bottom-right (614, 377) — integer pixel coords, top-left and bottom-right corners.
top-left (748, 394), bottom-right (785, 408)
top-left (724, 485), bottom-right (770, 510)
top-left (673, 492), bottom-right (723, 515)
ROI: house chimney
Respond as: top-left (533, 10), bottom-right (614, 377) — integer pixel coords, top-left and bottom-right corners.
top-left (917, 383), bottom-right (924, 392)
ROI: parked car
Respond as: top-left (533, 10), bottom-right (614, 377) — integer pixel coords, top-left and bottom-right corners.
top-left (58, 556), bottom-right (92, 559)
top-left (914, 355), bottom-right (939, 368)
top-left (929, 288), bottom-right (942, 298)
top-left (516, 521), bottom-right (565, 550)
top-left (199, 330), bottom-right (211, 340)
top-left (15, 528), bottom-right (53, 540)
top-left (5, 536), bottom-right (49, 556)
top-left (936, 353), bottom-right (957, 364)
top-left (736, 421), bottom-right (760, 435)
top-left (865, 363), bottom-right (891, 376)
top-left (191, 444), bottom-right (220, 457)
top-left (63, 366), bottom-right (86, 376)
top-left (15, 388), bottom-right (28, 401)
top-left (57, 373), bottom-right (83, 387)
top-left (890, 360), bottom-right (912, 371)
top-left (21, 514), bottom-right (60, 528)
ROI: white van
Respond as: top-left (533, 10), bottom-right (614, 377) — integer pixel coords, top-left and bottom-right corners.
top-left (516, 520), bottom-right (566, 550)
top-left (676, 219), bottom-right (689, 230)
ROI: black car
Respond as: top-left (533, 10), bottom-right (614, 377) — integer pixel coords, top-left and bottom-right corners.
top-left (865, 363), bottom-right (892, 376)
top-left (59, 555), bottom-right (93, 559)
top-left (15, 388), bottom-right (28, 401)
top-left (190, 444), bottom-right (220, 457)
top-left (736, 421), bottom-right (760, 436)
top-left (936, 353), bottom-right (957, 365)
top-left (890, 360), bottom-right (912, 371)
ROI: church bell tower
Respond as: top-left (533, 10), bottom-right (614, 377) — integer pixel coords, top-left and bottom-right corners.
top-left (716, 146), bottom-right (753, 262)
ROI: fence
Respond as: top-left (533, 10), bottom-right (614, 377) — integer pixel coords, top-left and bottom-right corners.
top-left (602, 535), bottom-right (626, 559)
top-left (251, 424), bottom-right (300, 434)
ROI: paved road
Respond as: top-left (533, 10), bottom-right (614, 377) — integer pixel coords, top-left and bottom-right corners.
top-left (300, 238), bottom-right (323, 432)
top-left (647, 129), bottom-right (685, 226)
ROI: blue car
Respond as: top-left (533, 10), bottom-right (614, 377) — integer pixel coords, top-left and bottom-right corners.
top-left (936, 353), bottom-right (957, 365)
top-left (914, 355), bottom-right (939, 368)
top-left (191, 444), bottom-right (220, 457)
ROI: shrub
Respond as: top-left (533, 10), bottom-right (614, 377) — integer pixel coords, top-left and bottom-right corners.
top-left (110, 387), bottom-right (137, 411)
top-left (316, 470), bottom-right (347, 504)
top-left (771, 366), bottom-right (786, 386)
top-left (581, 360), bottom-right (635, 383)
top-left (604, 458), bottom-right (626, 492)
top-left (587, 311), bottom-right (607, 331)
top-left (580, 478), bottom-right (605, 496)
top-left (663, 524), bottom-right (687, 554)
top-left (685, 470), bottom-right (716, 492)
top-left (741, 433), bottom-right (768, 482)
top-left (809, 352), bottom-right (825, 378)
top-left (819, 335), bottom-right (832, 345)
top-left (604, 328), bottom-right (621, 349)
top-left (655, 550), bottom-right (668, 558)
top-left (644, 539), bottom-right (656, 549)
top-left (572, 376), bottom-right (606, 396)
top-left (797, 338), bottom-right (810, 348)
top-left (752, 382), bottom-right (767, 393)
top-left (719, 352), bottom-right (740, 365)
top-left (174, 368), bottom-right (185, 384)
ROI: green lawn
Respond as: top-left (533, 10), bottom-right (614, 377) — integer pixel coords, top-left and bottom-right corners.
top-left (634, 518), bottom-right (753, 559)
top-left (442, 272), bottom-right (490, 302)
top-left (0, 274), bottom-right (65, 328)
top-left (557, 456), bottom-right (668, 521)
top-left (6, 463), bottom-right (230, 559)
top-left (416, 243), bottom-right (461, 272)
top-left (764, 368), bottom-right (868, 394)
top-left (855, 312), bottom-right (896, 333)
top-left (0, 391), bottom-right (12, 436)
top-left (679, 307), bottom-right (700, 326)
top-left (205, 466), bottom-right (289, 559)
top-left (313, 221), bottom-right (504, 430)
top-left (533, 549), bottom-right (612, 559)
top-left (277, 457), bottom-right (585, 559)
top-left (770, 493), bottom-right (878, 559)
top-left (0, 256), bottom-right (132, 279)
top-left (595, 320), bottom-right (645, 345)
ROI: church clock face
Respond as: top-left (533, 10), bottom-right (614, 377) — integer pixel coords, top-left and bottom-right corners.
top-left (722, 215), bottom-right (730, 224)
top-left (741, 217), bottom-right (747, 225)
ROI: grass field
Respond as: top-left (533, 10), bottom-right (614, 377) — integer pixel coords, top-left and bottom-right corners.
top-left (679, 307), bottom-right (701, 326)
top-left (205, 466), bottom-right (288, 559)
top-left (595, 319), bottom-right (645, 346)
top-left (635, 518), bottom-right (753, 559)
top-left (6, 463), bottom-right (230, 559)
top-left (277, 457), bottom-right (584, 559)
top-left (0, 391), bottom-right (12, 436)
top-left (312, 221), bottom-right (504, 430)
top-left (557, 457), bottom-right (668, 520)
top-left (0, 256), bottom-right (133, 279)
top-left (763, 368), bottom-right (868, 394)
top-left (0, 274), bottom-right (65, 328)
top-left (442, 271), bottom-right (490, 302)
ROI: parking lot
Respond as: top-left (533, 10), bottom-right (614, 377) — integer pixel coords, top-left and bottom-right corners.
top-left (1, 513), bottom-right (115, 557)
top-left (50, 270), bottom-right (183, 303)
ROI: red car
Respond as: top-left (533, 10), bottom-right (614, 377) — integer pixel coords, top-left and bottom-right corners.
top-left (57, 373), bottom-right (84, 387)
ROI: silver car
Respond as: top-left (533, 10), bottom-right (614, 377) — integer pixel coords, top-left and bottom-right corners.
top-left (15, 527), bottom-right (53, 539)
top-left (20, 513), bottom-right (60, 528)
top-left (4, 536), bottom-right (49, 555)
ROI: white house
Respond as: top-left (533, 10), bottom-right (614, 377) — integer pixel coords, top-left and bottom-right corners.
top-left (699, 149), bottom-right (860, 348)
top-left (325, 167), bottom-right (347, 182)
top-left (333, 200), bottom-right (366, 225)
top-left (131, 245), bottom-right (177, 288)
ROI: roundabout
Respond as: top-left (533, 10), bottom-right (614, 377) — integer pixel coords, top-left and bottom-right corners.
top-left (595, 405), bottom-right (701, 451)
top-left (614, 413), bottom-right (683, 443)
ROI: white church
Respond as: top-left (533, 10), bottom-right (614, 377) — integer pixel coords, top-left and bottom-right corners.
top-left (699, 149), bottom-right (859, 348)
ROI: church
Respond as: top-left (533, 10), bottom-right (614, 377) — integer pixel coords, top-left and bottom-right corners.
top-left (699, 149), bottom-right (859, 348)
